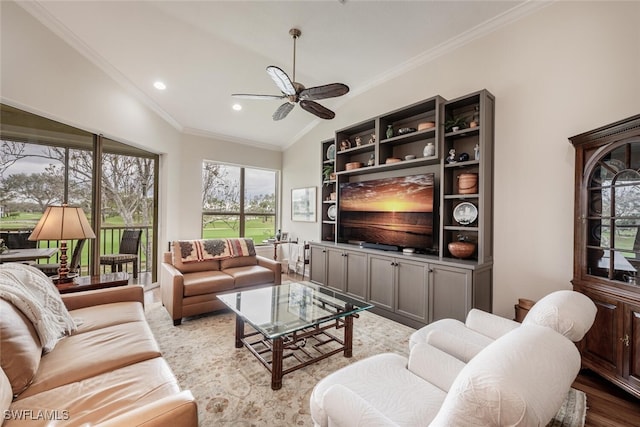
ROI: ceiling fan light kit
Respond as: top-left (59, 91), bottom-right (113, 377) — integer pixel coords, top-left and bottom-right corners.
top-left (232, 28), bottom-right (349, 121)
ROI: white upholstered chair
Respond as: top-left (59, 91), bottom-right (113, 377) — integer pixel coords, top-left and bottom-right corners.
top-left (310, 291), bottom-right (597, 427)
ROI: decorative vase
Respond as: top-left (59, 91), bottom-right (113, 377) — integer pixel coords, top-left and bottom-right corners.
top-left (423, 142), bottom-right (435, 157)
top-left (448, 241), bottom-right (475, 259)
top-left (386, 125), bottom-right (394, 139)
top-left (458, 173), bottom-right (478, 194)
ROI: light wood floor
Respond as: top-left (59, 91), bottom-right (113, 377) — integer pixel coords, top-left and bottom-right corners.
top-left (145, 274), bottom-right (640, 424)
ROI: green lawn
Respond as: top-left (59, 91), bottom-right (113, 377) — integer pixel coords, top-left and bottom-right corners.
top-left (202, 217), bottom-right (275, 242)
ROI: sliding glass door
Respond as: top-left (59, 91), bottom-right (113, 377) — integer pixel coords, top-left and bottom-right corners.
top-left (0, 104), bottom-right (158, 281)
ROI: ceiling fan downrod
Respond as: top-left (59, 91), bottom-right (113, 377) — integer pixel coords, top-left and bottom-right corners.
top-left (289, 28), bottom-right (301, 83)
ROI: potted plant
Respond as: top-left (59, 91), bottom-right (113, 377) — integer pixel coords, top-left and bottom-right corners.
top-left (444, 115), bottom-right (468, 132)
top-left (323, 165), bottom-right (336, 183)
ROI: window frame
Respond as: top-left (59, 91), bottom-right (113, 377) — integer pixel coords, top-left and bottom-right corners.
top-left (201, 161), bottom-right (278, 241)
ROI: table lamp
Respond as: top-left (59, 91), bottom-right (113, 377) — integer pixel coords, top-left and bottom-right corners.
top-left (29, 204), bottom-right (96, 283)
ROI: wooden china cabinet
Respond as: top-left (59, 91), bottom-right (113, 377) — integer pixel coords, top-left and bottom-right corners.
top-left (569, 114), bottom-right (640, 398)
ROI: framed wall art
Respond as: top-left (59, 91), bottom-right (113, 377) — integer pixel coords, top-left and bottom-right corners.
top-left (291, 187), bottom-right (316, 222)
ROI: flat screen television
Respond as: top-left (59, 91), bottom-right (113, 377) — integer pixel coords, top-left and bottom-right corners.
top-left (339, 173), bottom-right (435, 251)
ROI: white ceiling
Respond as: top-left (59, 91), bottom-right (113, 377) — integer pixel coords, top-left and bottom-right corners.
top-left (19, 1), bottom-right (536, 151)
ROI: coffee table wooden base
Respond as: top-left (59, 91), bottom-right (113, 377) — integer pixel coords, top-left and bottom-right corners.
top-left (234, 314), bottom-right (355, 390)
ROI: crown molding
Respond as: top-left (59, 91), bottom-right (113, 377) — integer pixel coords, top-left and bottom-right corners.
top-left (182, 127), bottom-right (283, 152)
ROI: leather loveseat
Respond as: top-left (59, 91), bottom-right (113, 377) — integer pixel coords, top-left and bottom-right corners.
top-left (160, 238), bottom-right (281, 325)
top-left (310, 291), bottom-right (597, 427)
top-left (0, 263), bottom-right (197, 427)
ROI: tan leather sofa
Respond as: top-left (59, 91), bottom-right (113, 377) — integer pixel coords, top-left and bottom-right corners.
top-left (160, 239), bottom-right (281, 326)
top-left (1, 284), bottom-right (198, 427)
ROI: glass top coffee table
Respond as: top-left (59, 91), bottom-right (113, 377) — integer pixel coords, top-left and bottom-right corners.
top-left (218, 281), bottom-right (372, 390)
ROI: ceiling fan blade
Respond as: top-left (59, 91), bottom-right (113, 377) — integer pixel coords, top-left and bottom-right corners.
top-left (300, 100), bottom-right (335, 120)
top-left (266, 66), bottom-right (296, 96)
top-left (299, 83), bottom-right (350, 101)
top-left (272, 102), bottom-right (295, 121)
top-left (231, 93), bottom-right (285, 100)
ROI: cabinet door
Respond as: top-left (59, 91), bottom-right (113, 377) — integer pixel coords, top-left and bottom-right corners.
top-left (326, 248), bottom-right (346, 292)
top-left (345, 250), bottom-right (367, 300)
top-left (430, 265), bottom-right (471, 322)
top-left (368, 255), bottom-right (395, 311)
top-left (623, 302), bottom-right (640, 390)
top-left (310, 246), bottom-right (327, 285)
top-left (581, 290), bottom-right (622, 374)
top-left (395, 259), bottom-right (429, 322)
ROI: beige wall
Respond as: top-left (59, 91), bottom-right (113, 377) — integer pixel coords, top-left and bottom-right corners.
top-left (283, 1), bottom-right (640, 317)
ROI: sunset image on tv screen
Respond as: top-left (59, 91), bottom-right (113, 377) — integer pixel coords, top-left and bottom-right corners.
top-left (339, 174), bottom-right (434, 249)
top-left (340, 174), bottom-right (433, 212)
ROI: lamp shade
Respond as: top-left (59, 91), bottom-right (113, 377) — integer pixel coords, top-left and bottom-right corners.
top-left (29, 205), bottom-right (96, 241)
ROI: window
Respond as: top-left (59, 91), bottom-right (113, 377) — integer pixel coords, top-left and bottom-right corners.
top-left (202, 162), bottom-right (277, 242)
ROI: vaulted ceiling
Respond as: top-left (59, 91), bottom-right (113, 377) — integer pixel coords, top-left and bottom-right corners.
top-left (18, 1), bottom-right (536, 150)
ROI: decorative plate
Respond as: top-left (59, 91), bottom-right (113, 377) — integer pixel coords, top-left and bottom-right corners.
top-left (327, 204), bottom-right (337, 220)
top-left (326, 144), bottom-right (336, 160)
top-left (453, 202), bottom-right (478, 225)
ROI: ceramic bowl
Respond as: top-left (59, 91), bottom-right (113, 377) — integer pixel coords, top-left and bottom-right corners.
top-left (448, 241), bottom-right (475, 259)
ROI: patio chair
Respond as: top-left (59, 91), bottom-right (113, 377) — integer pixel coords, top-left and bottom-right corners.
top-left (36, 239), bottom-right (86, 277)
top-left (100, 229), bottom-right (142, 278)
top-left (3, 231), bottom-right (37, 249)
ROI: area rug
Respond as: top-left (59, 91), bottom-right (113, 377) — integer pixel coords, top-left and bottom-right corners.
top-left (145, 302), bottom-right (586, 426)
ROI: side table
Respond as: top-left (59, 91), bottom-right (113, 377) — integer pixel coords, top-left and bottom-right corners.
top-left (56, 272), bottom-right (129, 294)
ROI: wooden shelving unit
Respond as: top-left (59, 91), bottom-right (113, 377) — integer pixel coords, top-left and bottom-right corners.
top-left (311, 90), bottom-right (495, 327)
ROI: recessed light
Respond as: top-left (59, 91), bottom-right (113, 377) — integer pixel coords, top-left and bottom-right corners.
top-left (232, 104), bottom-right (242, 111)
top-left (154, 81), bottom-right (166, 90)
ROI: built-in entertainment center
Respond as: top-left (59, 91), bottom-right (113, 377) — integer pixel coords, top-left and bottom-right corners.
top-left (311, 90), bottom-right (494, 328)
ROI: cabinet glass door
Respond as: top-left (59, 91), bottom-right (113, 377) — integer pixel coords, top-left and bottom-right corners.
top-left (586, 142), bottom-right (640, 283)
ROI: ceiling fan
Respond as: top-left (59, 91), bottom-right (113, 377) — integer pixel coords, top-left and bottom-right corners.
top-left (232, 28), bottom-right (349, 121)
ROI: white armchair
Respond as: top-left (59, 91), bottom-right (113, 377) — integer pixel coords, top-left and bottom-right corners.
top-left (310, 291), bottom-right (597, 427)
top-left (409, 290), bottom-right (597, 361)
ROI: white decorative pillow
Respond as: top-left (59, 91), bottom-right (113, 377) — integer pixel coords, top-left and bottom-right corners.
top-left (522, 290), bottom-right (596, 342)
